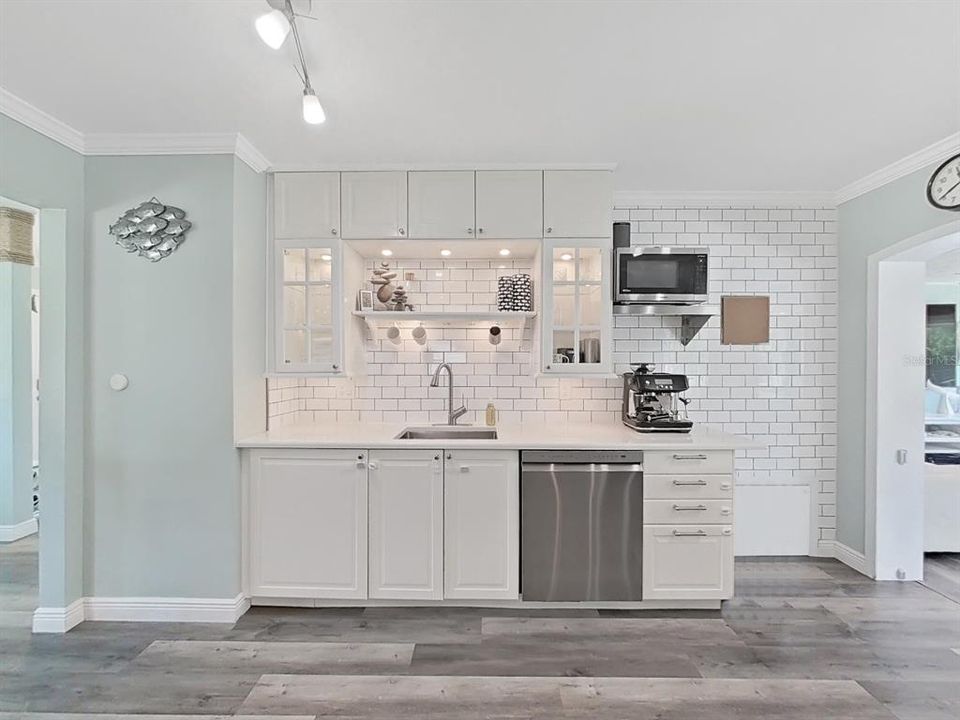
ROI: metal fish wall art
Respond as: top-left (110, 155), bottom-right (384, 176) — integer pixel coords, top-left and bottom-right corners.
top-left (108, 197), bottom-right (191, 262)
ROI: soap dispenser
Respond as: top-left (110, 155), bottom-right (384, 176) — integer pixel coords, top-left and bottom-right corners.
top-left (485, 402), bottom-right (497, 427)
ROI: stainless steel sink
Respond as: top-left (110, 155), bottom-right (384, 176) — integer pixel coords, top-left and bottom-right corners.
top-left (395, 426), bottom-right (498, 440)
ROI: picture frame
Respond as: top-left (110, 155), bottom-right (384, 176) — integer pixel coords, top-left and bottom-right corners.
top-left (357, 289), bottom-right (374, 310)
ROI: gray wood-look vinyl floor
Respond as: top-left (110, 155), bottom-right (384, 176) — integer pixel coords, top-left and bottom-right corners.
top-left (2, 538), bottom-right (959, 719)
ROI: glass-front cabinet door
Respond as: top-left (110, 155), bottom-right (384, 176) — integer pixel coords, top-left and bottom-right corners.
top-left (541, 238), bottom-right (612, 374)
top-left (275, 241), bottom-right (342, 373)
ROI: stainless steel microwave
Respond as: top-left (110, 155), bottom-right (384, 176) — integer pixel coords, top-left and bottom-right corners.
top-left (614, 247), bottom-right (709, 305)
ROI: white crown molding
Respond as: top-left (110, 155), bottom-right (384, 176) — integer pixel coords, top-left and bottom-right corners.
top-left (235, 133), bottom-right (272, 173)
top-left (0, 517), bottom-right (38, 543)
top-left (836, 133), bottom-right (960, 205)
top-left (0, 87), bottom-right (84, 154)
top-left (32, 598), bottom-right (85, 633)
top-left (0, 87), bottom-right (270, 172)
top-left (613, 191), bottom-right (836, 209)
top-left (268, 162), bottom-right (619, 173)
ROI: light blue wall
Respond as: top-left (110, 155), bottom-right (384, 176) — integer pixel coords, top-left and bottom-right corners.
top-left (0, 114), bottom-right (85, 608)
top-left (836, 164), bottom-right (957, 553)
top-left (0, 261), bottom-right (33, 528)
top-left (232, 157), bottom-right (267, 442)
top-left (84, 155), bottom-right (242, 598)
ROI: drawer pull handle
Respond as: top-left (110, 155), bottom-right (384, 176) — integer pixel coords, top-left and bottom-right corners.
top-left (673, 479), bottom-right (708, 486)
top-left (460, 465), bottom-right (470, 472)
top-left (673, 529), bottom-right (707, 537)
top-left (673, 504), bottom-right (708, 511)
top-left (672, 454), bottom-right (708, 460)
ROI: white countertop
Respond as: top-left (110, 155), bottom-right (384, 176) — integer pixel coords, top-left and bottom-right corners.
top-left (237, 421), bottom-right (755, 451)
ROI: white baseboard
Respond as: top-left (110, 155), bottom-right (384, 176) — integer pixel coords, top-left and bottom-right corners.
top-left (31, 593), bottom-right (249, 633)
top-left (32, 598), bottom-right (84, 633)
top-left (0, 517), bottom-right (38, 543)
top-left (84, 593), bottom-right (250, 624)
top-left (824, 540), bottom-right (871, 577)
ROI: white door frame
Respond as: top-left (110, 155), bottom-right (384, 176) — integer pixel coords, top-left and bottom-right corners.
top-left (864, 220), bottom-right (960, 579)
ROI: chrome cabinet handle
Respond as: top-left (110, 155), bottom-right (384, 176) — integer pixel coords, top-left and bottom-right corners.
top-left (368, 461), bottom-right (379, 470)
top-left (398, 228), bottom-right (405, 235)
top-left (434, 454), bottom-right (440, 461)
top-left (467, 228), bottom-right (474, 234)
top-left (356, 454), bottom-right (366, 469)
top-left (331, 228), bottom-right (338, 235)
top-left (477, 227), bottom-right (484, 234)
top-left (459, 465), bottom-right (470, 472)
top-left (720, 482), bottom-right (732, 490)
top-left (545, 226), bottom-right (552, 233)
top-left (672, 453), bottom-right (707, 460)
top-left (673, 479), bottom-right (707, 486)
top-left (673, 504), bottom-right (708, 511)
top-left (673, 529), bottom-right (707, 537)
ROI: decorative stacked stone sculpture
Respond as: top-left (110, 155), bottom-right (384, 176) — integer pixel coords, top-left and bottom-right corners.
top-left (370, 262), bottom-right (413, 310)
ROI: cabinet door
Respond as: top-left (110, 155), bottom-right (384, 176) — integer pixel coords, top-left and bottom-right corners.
top-left (543, 170), bottom-right (612, 238)
top-left (475, 170), bottom-right (543, 239)
top-left (275, 242), bottom-right (342, 373)
top-left (408, 171), bottom-right (475, 239)
top-left (341, 171), bottom-right (408, 239)
top-left (542, 238), bottom-right (612, 374)
top-left (444, 450), bottom-right (519, 600)
top-left (642, 525), bottom-right (734, 600)
top-left (368, 449), bottom-right (444, 599)
top-left (274, 172), bottom-right (340, 239)
top-left (248, 450), bottom-right (367, 598)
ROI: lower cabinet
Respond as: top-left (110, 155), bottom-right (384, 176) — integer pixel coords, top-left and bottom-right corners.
top-left (444, 450), bottom-right (519, 600)
top-left (368, 449), bottom-right (444, 600)
top-left (248, 449), bottom-right (368, 599)
top-left (642, 525), bottom-right (734, 600)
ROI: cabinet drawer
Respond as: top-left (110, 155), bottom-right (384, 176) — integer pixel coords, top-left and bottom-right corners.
top-left (644, 450), bottom-right (733, 475)
top-left (644, 474), bottom-right (733, 500)
top-left (642, 525), bottom-right (734, 600)
top-left (644, 499), bottom-right (733, 524)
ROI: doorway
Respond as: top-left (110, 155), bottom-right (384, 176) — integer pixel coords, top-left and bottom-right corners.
top-left (0, 197), bottom-right (40, 627)
top-left (866, 221), bottom-right (960, 582)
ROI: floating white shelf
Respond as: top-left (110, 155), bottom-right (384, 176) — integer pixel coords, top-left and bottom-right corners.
top-left (352, 310), bottom-right (536, 329)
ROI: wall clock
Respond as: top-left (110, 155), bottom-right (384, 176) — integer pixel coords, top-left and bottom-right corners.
top-left (926, 153), bottom-right (960, 211)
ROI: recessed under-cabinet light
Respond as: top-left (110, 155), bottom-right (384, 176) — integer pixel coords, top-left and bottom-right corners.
top-left (440, 249), bottom-right (452, 257)
top-left (320, 254), bottom-right (332, 261)
top-left (381, 249), bottom-right (393, 257)
top-left (499, 248), bottom-right (511, 256)
top-left (560, 253), bottom-right (573, 261)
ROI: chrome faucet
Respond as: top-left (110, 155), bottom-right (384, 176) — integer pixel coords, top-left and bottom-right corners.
top-left (430, 363), bottom-right (467, 425)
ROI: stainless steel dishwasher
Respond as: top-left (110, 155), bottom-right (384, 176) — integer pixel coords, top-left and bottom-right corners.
top-left (521, 450), bottom-right (643, 601)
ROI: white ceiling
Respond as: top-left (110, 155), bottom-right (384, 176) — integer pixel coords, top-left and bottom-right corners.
top-left (1, 0), bottom-right (958, 191)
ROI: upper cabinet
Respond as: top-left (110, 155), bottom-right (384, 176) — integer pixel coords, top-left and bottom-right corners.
top-left (341, 171), bottom-right (408, 239)
top-left (475, 170), bottom-right (543, 239)
top-left (543, 170), bottom-right (613, 238)
top-left (274, 172), bottom-right (340, 239)
top-left (408, 171), bottom-right (476, 239)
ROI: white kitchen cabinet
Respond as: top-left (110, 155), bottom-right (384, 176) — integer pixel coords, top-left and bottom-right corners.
top-left (475, 170), bottom-right (543, 238)
top-left (368, 449), bottom-right (444, 600)
top-left (274, 240), bottom-right (343, 373)
top-left (341, 171), bottom-right (408, 239)
top-left (543, 170), bottom-right (613, 238)
top-left (247, 449), bottom-right (367, 599)
top-left (408, 171), bottom-right (475, 239)
top-left (642, 525), bottom-right (734, 600)
top-left (274, 172), bottom-right (341, 239)
top-left (444, 450), bottom-right (519, 600)
top-left (541, 237), bottom-right (612, 374)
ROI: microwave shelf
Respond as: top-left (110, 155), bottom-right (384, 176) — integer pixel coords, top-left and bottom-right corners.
top-left (613, 304), bottom-right (717, 346)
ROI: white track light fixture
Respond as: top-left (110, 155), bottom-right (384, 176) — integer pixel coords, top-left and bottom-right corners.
top-left (255, 9), bottom-right (290, 49)
top-left (256, 1), bottom-right (326, 125)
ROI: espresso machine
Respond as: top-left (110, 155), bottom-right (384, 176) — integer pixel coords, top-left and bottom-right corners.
top-left (622, 363), bottom-right (693, 433)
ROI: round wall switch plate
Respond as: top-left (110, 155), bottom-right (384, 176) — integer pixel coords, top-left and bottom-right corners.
top-left (109, 373), bottom-right (129, 391)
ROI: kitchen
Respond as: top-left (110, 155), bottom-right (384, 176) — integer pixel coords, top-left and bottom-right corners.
top-left (1, 1), bottom-right (959, 718)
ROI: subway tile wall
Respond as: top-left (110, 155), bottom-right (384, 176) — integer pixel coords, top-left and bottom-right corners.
top-left (267, 204), bottom-right (839, 544)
